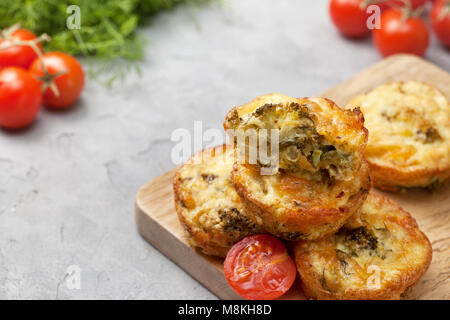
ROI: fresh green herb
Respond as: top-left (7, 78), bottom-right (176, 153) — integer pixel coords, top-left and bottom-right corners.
top-left (0, 0), bottom-right (216, 83)
top-left (335, 249), bottom-right (350, 275)
top-left (320, 268), bottom-right (331, 292)
top-left (374, 222), bottom-right (390, 234)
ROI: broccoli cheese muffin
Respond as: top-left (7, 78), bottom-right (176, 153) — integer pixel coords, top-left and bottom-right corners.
top-left (224, 94), bottom-right (368, 181)
top-left (231, 161), bottom-right (371, 241)
top-left (347, 81), bottom-right (450, 191)
top-left (294, 193), bottom-right (432, 300)
top-left (173, 145), bottom-right (263, 257)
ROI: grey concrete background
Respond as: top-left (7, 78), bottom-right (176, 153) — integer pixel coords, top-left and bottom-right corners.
top-left (0, 0), bottom-right (448, 299)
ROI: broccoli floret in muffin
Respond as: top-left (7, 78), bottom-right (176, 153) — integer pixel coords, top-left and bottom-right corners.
top-left (224, 94), bottom-right (368, 181)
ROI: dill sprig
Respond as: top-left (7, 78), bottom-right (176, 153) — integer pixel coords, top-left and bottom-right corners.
top-left (0, 0), bottom-right (215, 83)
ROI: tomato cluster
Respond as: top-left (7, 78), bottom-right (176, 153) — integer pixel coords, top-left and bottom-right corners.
top-left (329, 0), bottom-right (450, 57)
top-left (430, 0), bottom-right (450, 47)
top-left (0, 26), bottom-right (85, 129)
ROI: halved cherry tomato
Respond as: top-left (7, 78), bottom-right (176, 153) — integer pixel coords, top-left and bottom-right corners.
top-left (29, 52), bottom-right (85, 109)
top-left (224, 234), bottom-right (296, 300)
top-left (0, 28), bottom-right (43, 70)
top-left (430, 0), bottom-right (450, 47)
top-left (0, 67), bottom-right (42, 129)
top-left (329, 0), bottom-right (371, 38)
top-left (373, 9), bottom-right (429, 56)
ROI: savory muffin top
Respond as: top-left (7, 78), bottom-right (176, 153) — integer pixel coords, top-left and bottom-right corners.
top-left (347, 81), bottom-right (450, 188)
top-left (294, 193), bottom-right (432, 300)
top-left (173, 145), bottom-right (262, 257)
top-left (224, 94), bottom-right (368, 181)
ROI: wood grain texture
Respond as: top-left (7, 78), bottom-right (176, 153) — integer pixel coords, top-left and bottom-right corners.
top-left (135, 54), bottom-right (450, 300)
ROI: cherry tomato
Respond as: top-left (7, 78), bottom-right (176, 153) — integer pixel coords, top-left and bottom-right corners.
top-left (29, 52), bottom-right (84, 109)
top-left (329, 0), bottom-right (371, 38)
top-left (378, 0), bottom-right (429, 11)
top-left (373, 9), bottom-right (429, 57)
top-left (224, 234), bottom-right (296, 300)
top-left (0, 67), bottom-right (42, 129)
top-left (430, 0), bottom-right (450, 47)
top-left (0, 29), bottom-right (43, 70)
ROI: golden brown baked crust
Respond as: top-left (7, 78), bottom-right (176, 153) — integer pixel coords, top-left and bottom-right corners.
top-left (294, 193), bottom-right (432, 300)
top-left (173, 145), bottom-right (263, 257)
top-left (231, 161), bottom-right (371, 241)
top-left (347, 81), bottom-right (450, 191)
top-left (224, 93), bottom-right (368, 181)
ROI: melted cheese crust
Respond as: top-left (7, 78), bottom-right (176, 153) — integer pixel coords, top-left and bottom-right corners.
top-left (231, 161), bottom-right (370, 240)
top-left (294, 193), bottom-right (432, 300)
top-left (224, 94), bottom-right (368, 180)
top-left (347, 82), bottom-right (450, 189)
top-left (173, 145), bottom-right (262, 257)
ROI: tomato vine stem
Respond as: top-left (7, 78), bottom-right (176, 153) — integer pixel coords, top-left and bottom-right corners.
top-left (0, 23), bottom-right (67, 97)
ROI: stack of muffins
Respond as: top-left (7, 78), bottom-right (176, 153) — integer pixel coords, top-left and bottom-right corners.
top-left (174, 89), bottom-right (440, 299)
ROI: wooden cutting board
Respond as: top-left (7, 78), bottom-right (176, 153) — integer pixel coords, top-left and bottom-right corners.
top-left (135, 54), bottom-right (450, 300)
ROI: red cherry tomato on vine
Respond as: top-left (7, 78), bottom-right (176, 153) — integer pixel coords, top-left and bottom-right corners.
top-left (224, 234), bottom-right (296, 300)
top-left (0, 67), bottom-right (42, 129)
top-left (378, 0), bottom-right (429, 11)
top-left (329, 0), bottom-right (371, 38)
top-left (0, 29), bottom-right (43, 70)
top-left (430, 0), bottom-right (450, 48)
top-left (29, 52), bottom-right (85, 109)
top-left (373, 9), bottom-right (430, 57)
